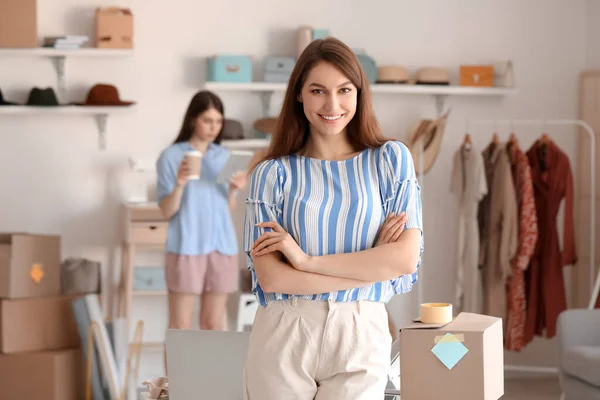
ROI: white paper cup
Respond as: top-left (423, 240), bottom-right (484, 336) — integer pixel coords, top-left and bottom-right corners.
top-left (185, 150), bottom-right (202, 180)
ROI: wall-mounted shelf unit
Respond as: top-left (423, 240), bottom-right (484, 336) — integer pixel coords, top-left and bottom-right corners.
top-left (0, 48), bottom-right (134, 150)
top-left (0, 48), bottom-right (132, 57)
top-left (221, 138), bottom-right (270, 150)
top-left (204, 81), bottom-right (518, 116)
top-left (0, 105), bottom-right (135, 149)
top-left (0, 48), bottom-right (133, 92)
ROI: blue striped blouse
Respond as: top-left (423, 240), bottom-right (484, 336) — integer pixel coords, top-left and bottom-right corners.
top-left (243, 140), bottom-right (424, 306)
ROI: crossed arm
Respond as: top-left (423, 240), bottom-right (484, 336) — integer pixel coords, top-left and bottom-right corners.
top-left (250, 213), bottom-right (422, 294)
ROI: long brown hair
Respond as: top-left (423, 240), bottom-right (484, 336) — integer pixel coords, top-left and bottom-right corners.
top-left (173, 90), bottom-right (225, 144)
top-left (256, 37), bottom-right (388, 167)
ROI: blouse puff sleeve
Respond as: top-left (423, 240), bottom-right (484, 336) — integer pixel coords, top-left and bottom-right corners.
top-left (243, 159), bottom-right (284, 273)
top-left (379, 141), bottom-right (424, 292)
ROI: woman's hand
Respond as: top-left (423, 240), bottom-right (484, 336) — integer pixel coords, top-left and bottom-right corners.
top-left (374, 212), bottom-right (408, 247)
top-left (230, 171), bottom-right (248, 191)
top-left (251, 221), bottom-right (311, 271)
top-left (176, 158), bottom-right (194, 188)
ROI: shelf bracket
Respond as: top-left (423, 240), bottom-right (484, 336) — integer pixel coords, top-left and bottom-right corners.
top-left (259, 91), bottom-right (273, 117)
top-left (434, 94), bottom-right (447, 117)
top-left (49, 56), bottom-right (67, 95)
top-left (94, 114), bottom-right (108, 150)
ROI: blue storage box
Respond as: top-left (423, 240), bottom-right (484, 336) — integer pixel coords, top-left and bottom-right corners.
top-left (312, 29), bottom-right (330, 40)
top-left (207, 55), bottom-right (253, 83)
top-left (133, 266), bottom-right (167, 291)
top-left (264, 56), bottom-right (295, 83)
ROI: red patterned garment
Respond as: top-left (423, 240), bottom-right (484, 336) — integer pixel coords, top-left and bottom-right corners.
top-left (505, 142), bottom-right (538, 351)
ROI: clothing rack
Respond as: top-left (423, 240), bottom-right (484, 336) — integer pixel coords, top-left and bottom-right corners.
top-left (466, 118), bottom-right (597, 375)
top-left (415, 142), bottom-right (425, 312)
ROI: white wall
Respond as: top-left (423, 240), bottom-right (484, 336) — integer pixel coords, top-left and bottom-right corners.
top-left (0, 0), bottom-right (589, 384)
top-left (586, 0), bottom-right (600, 68)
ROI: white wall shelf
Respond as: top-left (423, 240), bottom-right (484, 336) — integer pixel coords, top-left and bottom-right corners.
top-left (208, 82), bottom-right (516, 150)
top-left (0, 47), bottom-right (133, 93)
top-left (221, 138), bottom-right (270, 150)
top-left (1, 48), bottom-right (134, 150)
top-left (0, 105), bottom-right (135, 115)
top-left (0, 48), bottom-right (133, 57)
top-left (204, 81), bottom-right (518, 116)
top-left (205, 81), bottom-right (517, 96)
top-left (0, 105), bottom-right (136, 149)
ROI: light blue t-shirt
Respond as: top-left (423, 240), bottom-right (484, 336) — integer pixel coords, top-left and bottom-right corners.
top-left (156, 141), bottom-right (238, 256)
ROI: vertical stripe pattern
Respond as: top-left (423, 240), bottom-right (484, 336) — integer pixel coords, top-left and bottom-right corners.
top-left (243, 140), bottom-right (424, 306)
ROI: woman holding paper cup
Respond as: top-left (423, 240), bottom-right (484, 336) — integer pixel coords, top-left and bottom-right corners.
top-left (243, 38), bottom-right (423, 398)
top-left (156, 90), bottom-right (247, 337)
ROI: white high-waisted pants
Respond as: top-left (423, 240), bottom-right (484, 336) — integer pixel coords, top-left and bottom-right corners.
top-left (243, 297), bottom-right (392, 399)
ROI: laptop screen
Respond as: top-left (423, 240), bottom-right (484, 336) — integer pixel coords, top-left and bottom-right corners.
top-left (166, 329), bottom-right (250, 400)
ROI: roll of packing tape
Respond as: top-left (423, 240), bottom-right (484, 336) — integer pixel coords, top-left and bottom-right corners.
top-left (420, 303), bottom-right (453, 324)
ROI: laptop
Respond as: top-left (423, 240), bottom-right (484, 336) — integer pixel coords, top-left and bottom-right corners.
top-left (165, 329), bottom-right (251, 400)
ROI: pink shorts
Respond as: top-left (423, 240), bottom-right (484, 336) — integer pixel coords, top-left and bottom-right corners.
top-left (165, 252), bottom-right (239, 294)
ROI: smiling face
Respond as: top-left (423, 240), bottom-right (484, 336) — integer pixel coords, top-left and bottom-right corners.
top-left (298, 61), bottom-right (358, 139)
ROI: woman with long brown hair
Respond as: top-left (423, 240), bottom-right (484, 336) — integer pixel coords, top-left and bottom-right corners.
top-left (156, 91), bottom-right (247, 339)
top-left (243, 37), bottom-right (423, 398)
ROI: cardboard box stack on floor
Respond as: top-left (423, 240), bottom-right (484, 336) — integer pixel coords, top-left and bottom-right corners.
top-left (0, 233), bottom-right (83, 400)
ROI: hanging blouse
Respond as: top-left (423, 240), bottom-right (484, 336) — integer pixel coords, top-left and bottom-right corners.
top-left (504, 142), bottom-right (538, 351)
top-left (450, 145), bottom-right (487, 314)
top-left (478, 142), bottom-right (518, 320)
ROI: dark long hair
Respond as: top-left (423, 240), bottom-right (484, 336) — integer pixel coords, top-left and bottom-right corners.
top-left (173, 91), bottom-right (225, 144)
top-left (254, 37), bottom-right (388, 169)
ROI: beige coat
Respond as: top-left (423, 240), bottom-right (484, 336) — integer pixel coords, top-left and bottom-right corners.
top-left (450, 145), bottom-right (488, 314)
top-left (478, 142), bottom-right (518, 320)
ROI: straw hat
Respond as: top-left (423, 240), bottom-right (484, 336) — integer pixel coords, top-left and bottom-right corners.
top-left (415, 67), bottom-right (450, 85)
top-left (407, 110), bottom-right (450, 175)
top-left (376, 66), bottom-right (410, 84)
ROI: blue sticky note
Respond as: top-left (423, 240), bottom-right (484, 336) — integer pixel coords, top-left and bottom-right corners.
top-left (431, 334), bottom-right (469, 370)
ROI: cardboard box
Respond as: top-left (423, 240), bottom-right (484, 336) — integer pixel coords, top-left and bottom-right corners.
top-left (95, 7), bottom-right (133, 48)
top-left (0, 0), bottom-right (37, 48)
top-left (460, 65), bottom-right (495, 87)
top-left (399, 312), bottom-right (504, 400)
top-left (0, 296), bottom-right (80, 353)
top-left (0, 233), bottom-right (61, 298)
top-left (0, 349), bottom-right (83, 400)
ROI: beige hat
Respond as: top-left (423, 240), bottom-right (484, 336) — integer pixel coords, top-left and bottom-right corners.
top-left (415, 67), bottom-right (450, 85)
top-left (407, 110), bottom-right (450, 175)
top-left (376, 65), bottom-right (410, 83)
top-left (253, 117), bottom-right (278, 136)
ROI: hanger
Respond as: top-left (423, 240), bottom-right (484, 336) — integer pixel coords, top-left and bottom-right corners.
top-left (538, 125), bottom-right (550, 172)
top-left (462, 119), bottom-right (472, 150)
top-left (491, 131), bottom-right (499, 145)
top-left (490, 120), bottom-right (500, 145)
top-left (539, 120), bottom-right (551, 146)
top-left (462, 133), bottom-right (472, 150)
top-left (507, 130), bottom-right (518, 149)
